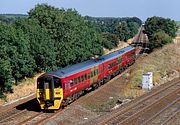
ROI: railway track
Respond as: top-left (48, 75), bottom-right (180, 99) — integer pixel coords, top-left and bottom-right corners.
top-left (0, 108), bottom-right (27, 123)
top-left (95, 78), bottom-right (180, 125)
top-left (0, 108), bottom-right (62, 125)
top-left (0, 99), bottom-right (68, 125)
top-left (142, 98), bottom-right (179, 125)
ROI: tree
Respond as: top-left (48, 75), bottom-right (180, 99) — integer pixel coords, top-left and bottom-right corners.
top-left (144, 16), bottom-right (176, 50)
top-left (127, 22), bottom-right (139, 38)
top-left (2, 24), bottom-right (36, 82)
top-left (14, 19), bottom-right (57, 72)
top-left (0, 45), bottom-right (14, 92)
top-left (115, 21), bottom-right (130, 41)
top-left (149, 30), bottom-right (172, 49)
top-left (28, 4), bottom-right (103, 67)
top-left (144, 16), bottom-right (177, 38)
top-left (102, 32), bottom-right (119, 49)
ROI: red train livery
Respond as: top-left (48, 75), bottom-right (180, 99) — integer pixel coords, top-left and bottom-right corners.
top-left (36, 46), bottom-right (136, 110)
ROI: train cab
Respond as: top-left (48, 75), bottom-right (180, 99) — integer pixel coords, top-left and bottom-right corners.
top-left (36, 75), bottom-right (63, 110)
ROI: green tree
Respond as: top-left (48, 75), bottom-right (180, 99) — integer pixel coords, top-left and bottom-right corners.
top-left (144, 16), bottom-right (176, 50)
top-left (115, 21), bottom-right (130, 41)
top-left (127, 22), bottom-right (139, 38)
top-left (0, 22), bottom-right (36, 85)
top-left (144, 16), bottom-right (177, 38)
top-left (149, 30), bottom-right (172, 49)
top-left (0, 46), bottom-right (14, 92)
top-left (28, 4), bottom-right (103, 67)
top-left (14, 19), bottom-right (57, 71)
top-left (102, 32), bottom-right (119, 49)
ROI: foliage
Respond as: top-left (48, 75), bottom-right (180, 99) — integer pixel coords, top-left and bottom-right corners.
top-left (115, 21), bottom-right (130, 41)
top-left (144, 16), bottom-right (177, 50)
top-left (85, 16), bottom-right (142, 33)
top-left (28, 4), bottom-right (103, 66)
top-left (14, 19), bottom-right (57, 71)
top-left (85, 16), bottom-right (141, 42)
top-left (0, 14), bottom-right (27, 24)
top-left (149, 30), bottom-right (172, 49)
top-left (0, 23), bottom-right (36, 87)
top-left (0, 4), bottom-right (142, 94)
top-left (102, 32), bottom-right (119, 49)
top-left (145, 16), bottom-right (176, 38)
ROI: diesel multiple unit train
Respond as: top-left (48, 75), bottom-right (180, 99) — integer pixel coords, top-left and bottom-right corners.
top-left (37, 46), bottom-right (136, 110)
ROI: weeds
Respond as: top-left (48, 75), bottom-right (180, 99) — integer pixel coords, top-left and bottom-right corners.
top-left (86, 98), bottom-right (117, 112)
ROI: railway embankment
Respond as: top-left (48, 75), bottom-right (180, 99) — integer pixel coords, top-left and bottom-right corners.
top-left (0, 42), bottom-right (179, 125)
top-left (123, 42), bottom-right (180, 98)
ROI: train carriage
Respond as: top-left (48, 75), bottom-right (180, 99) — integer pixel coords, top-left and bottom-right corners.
top-left (37, 58), bottom-right (104, 109)
top-left (100, 46), bottom-right (136, 81)
top-left (36, 46), bottom-right (136, 110)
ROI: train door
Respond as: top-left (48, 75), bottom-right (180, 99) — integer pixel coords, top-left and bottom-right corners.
top-left (118, 56), bottom-right (123, 70)
top-left (90, 66), bottom-right (98, 85)
top-left (44, 76), bottom-right (54, 101)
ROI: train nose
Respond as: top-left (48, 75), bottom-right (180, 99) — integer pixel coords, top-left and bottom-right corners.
top-left (45, 100), bottom-right (54, 107)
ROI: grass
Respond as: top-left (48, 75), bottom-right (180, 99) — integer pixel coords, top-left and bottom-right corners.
top-left (123, 42), bottom-right (180, 98)
top-left (0, 73), bottom-right (43, 105)
top-left (86, 98), bottom-right (117, 113)
top-left (1, 40), bottom-right (179, 108)
top-left (131, 43), bottom-right (180, 86)
top-left (85, 42), bottom-right (180, 111)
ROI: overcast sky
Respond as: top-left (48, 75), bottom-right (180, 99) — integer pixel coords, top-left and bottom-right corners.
top-left (0, 0), bottom-right (179, 21)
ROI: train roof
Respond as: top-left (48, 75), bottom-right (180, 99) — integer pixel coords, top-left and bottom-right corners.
top-left (99, 45), bottom-right (134, 62)
top-left (44, 45), bottom-right (134, 78)
top-left (47, 59), bottom-right (100, 78)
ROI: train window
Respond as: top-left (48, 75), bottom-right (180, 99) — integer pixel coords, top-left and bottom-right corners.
top-left (70, 80), bottom-right (73, 87)
top-left (94, 70), bottom-right (96, 76)
top-left (81, 75), bottom-right (84, 82)
top-left (54, 77), bottom-right (61, 88)
top-left (84, 74), bottom-right (87, 80)
top-left (96, 69), bottom-right (98, 75)
top-left (37, 77), bottom-right (44, 89)
top-left (107, 65), bottom-right (110, 69)
top-left (133, 51), bottom-right (135, 55)
top-left (88, 73), bottom-right (91, 79)
top-left (74, 78), bottom-right (77, 84)
top-left (65, 81), bottom-right (68, 89)
top-left (77, 77), bottom-right (81, 84)
top-left (91, 71), bottom-right (94, 77)
top-left (44, 76), bottom-right (52, 89)
top-left (99, 69), bottom-right (102, 74)
top-left (116, 60), bottom-right (119, 64)
top-left (119, 58), bottom-right (122, 63)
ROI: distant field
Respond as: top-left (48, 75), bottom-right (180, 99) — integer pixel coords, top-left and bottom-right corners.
top-left (0, 14), bottom-right (27, 18)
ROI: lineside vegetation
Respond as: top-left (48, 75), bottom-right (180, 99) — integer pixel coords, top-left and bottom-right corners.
top-left (1, 6), bottom-right (177, 100)
top-left (0, 4), bottom-right (141, 98)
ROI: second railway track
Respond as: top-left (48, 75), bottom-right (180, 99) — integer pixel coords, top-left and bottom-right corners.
top-left (95, 78), bottom-right (180, 125)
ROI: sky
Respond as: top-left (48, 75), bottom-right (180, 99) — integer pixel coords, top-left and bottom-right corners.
top-left (0, 0), bottom-right (179, 21)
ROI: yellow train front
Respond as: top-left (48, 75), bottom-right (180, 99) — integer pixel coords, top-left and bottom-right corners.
top-left (36, 74), bottom-right (63, 110)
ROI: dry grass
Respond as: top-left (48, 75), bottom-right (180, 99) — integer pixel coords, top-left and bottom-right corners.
top-left (1, 40), bottom-right (179, 105)
top-left (0, 73), bottom-right (43, 105)
top-left (123, 42), bottom-right (180, 98)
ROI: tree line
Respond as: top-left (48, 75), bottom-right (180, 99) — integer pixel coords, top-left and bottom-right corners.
top-left (85, 16), bottom-right (142, 49)
top-left (0, 4), bottom-right (141, 97)
top-left (144, 16), bottom-right (177, 50)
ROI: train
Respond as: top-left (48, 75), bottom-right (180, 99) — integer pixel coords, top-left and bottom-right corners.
top-left (36, 45), bottom-right (136, 110)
